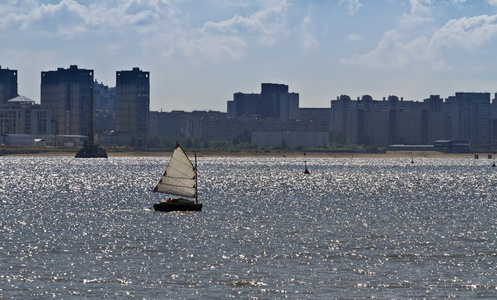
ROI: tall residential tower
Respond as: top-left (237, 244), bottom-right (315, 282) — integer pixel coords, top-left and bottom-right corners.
top-left (227, 83), bottom-right (299, 119)
top-left (0, 66), bottom-right (18, 106)
top-left (40, 65), bottom-right (93, 136)
top-left (115, 67), bottom-right (150, 148)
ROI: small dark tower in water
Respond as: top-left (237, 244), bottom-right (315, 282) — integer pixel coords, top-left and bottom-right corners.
top-left (75, 85), bottom-right (107, 158)
top-left (304, 152), bottom-right (310, 174)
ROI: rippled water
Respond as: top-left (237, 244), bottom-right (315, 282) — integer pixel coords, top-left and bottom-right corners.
top-left (1, 156), bottom-right (496, 298)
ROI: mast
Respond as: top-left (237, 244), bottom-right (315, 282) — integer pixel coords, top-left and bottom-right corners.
top-left (88, 84), bottom-right (95, 147)
top-left (195, 152), bottom-right (198, 204)
top-left (75, 80), bottom-right (107, 158)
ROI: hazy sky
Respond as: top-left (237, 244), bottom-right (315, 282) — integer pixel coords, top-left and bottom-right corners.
top-left (2, 0), bottom-right (497, 112)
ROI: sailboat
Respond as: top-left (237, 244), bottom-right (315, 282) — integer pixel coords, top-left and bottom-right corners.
top-left (152, 143), bottom-right (202, 212)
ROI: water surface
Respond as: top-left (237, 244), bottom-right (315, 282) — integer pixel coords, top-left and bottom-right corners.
top-left (1, 156), bottom-right (496, 298)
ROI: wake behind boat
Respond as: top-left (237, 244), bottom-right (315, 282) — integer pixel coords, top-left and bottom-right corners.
top-left (152, 142), bottom-right (202, 212)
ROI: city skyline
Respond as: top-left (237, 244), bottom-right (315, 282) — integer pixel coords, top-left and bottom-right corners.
top-left (2, 1), bottom-right (497, 112)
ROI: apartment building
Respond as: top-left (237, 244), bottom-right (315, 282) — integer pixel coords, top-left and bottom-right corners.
top-left (115, 67), bottom-right (150, 148)
top-left (0, 66), bottom-right (18, 106)
top-left (228, 83), bottom-right (299, 120)
top-left (0, 95), bottom-right (52, 135)
top-left (330, 92), bottom-right (493, 147)
top-left (40, 65), bottom-right (93, 136)
top-left (93, 80), bottom-right (115, 133)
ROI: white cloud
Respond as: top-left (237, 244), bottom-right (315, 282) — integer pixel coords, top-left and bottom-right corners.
top-left (430, 14), bottom-right (497, 50)
top-left (339, 30), bottom-right (443, 71)
top-left (203, 4), bottom-right (287, 46)
top-left (0, 0), bottom-right (292, 63)
top-left (348, 33), bottom-right (363, 42)
top-left (340, 5), bottom-right (497, 72)
top-left (295, 8), bottom-right (320, 51)
top-left (399, 0), bottom-right (434, 28)
top-left (0, 0), bottom-right (174, 35)
top-left (20, 0), bottom-right (88, 32)
top-left (149, 3), bottom-right (290, 61)
top-left (159, 31), bottom-right (248, 62)
top-left (3, 0), bottom-right (497, 110)
top-left (338, 0), bottom-right (362, 16)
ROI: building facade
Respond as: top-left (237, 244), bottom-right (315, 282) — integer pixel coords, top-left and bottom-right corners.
top-left (0, 96), bottom-right (53, 135)
top-left (0, 66), bottom-right (18, 106)
top-left (444, 92), bottom-right (491, 146)
top-left (330, 92), bottom-right (493, 148)
top-left (93, 80), bottom-right (115, 133)
top-left (228, 83), bottom-right (299, 120)
top-left (40, 65), bottom-right (93, 136)
top-left (115, 67), bottom-right (150, 148)
top-left (149, 110), bottom-right (231, 141)
top-left (251, 131), bottom-right (330, 149)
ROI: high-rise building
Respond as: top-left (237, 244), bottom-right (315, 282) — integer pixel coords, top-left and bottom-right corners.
top-left (93, 80), bottom-right (115, 133)
top-left (331, 94), bottom-right (448, 147)
top-left (261, 83), bottom-right (288, 118)
top-left (227, 83), bottom-right (299, 119)
top-left (115, 67), bottom-right (149, 148)
top-left (230, 92), bottom-right (262, 118)
top-left (0, 66), bottom-right (18, 106)
top-left (40, 65), bottom-right (93, 136)
top-left (330, 92), bottom-right (494, 148)
top-left (444, 92), bottom-right (491, 146)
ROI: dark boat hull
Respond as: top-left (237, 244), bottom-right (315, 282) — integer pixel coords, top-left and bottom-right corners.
top-left (75, 144), bottom-right (108, 158)
top-left (153, 199), bottom-right (202, 212)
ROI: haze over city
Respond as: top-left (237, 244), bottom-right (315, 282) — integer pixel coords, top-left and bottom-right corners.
top-left (2, 0), bottom-right (497, 112)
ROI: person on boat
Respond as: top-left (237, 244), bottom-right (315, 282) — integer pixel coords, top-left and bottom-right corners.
top-left (167, 197), bottom-right (172, 203)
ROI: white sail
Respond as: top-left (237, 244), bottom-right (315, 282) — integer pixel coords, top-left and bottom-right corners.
top-left (154, 143), bottom-right (196, 198)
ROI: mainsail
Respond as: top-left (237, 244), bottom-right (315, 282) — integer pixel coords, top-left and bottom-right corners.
top-left (153, 143), bottom-right (196, 198)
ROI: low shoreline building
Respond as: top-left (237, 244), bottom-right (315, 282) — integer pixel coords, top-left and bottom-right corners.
top-left (0, 95), bottom-right (53, 135)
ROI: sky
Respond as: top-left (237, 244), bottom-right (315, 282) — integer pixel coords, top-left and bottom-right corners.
top-left (2, 0), bottom-right (497, 112)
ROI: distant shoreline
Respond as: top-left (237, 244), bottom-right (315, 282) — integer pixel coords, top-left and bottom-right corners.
top-left (0, 147), bottom-right (486, 159)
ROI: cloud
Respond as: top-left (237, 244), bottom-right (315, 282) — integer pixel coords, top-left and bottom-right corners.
top-left (340, 5), bottom-right (497, 71)
top-left (430, 14), bottom-right (497, 50)
top-left (338, 0), bottom-right (362, 16)
top-left (399, 0), bottom-right (434, 28)
top-left (0, 1), bottom-right (304, 63)
top-left (3, 0), bottom-right (88, 32)
top-left (340, 30), bottom-right (436, 69)
top-left (348, 33), bottom-right (363, 42)
top-left (156, 30), bottom-right (248, 62)
top-left (150, 3), bottom-right (289, 62)
top-left (0, 0), bottom-right (172, 36)
top-left (295, 7), bottom-right (320, 51)
top-left (201, 4), bottom-right (287, 46)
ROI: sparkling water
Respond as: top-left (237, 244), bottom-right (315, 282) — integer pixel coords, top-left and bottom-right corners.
top-left (1, 156), bottom-right (496, 298)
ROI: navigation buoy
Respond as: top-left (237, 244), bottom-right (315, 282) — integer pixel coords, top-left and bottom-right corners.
top-left (304, 152), bottom-right (310, 174)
